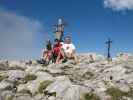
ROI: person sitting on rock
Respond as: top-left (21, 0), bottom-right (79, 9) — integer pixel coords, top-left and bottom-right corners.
top-left (62, 36), bottom-right (78, 64)
top-left (52, 39), bottom-right (64, 64)
top-left (39, 40), bottom-right (53, 65)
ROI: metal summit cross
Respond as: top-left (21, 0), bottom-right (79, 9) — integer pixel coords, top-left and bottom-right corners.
top-left (54, 18), bottom-right (65, 42)
top-left (105, 38), bottom-right (112, 62)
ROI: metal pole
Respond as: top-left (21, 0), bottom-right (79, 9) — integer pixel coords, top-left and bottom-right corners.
top-left (106, 38), bottom-right (112, 62)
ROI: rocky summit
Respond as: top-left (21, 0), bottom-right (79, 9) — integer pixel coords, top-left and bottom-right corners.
top-left (0, 53), bottom-right (133, 100)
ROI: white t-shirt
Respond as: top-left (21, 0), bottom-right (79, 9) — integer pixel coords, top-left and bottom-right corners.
top-left (62, 43), bottom-right (76, 53)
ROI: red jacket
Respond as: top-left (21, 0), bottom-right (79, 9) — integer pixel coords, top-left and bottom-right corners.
top-left (53, 43), bottom-right (62, 55)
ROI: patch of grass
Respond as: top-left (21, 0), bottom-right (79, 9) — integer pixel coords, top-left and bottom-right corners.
top-left (42, 64), bottom-right (49, 67)
top-left (86, 72), bottom-right (94, 77)
top-left (103, 80), bottom-right (111, 87)
top-left (24, 74), bottom-right (37, 82)
top-left (8, 66), bottom-right (25, 71)
top-left (6, 95), bottom-right (14, 100)
top-left (37, 69), bottom-right (46, 72)
top-left (82, 71), bottom-right (94, 80)
top-left (0, 75), bottom-right (8, 82)
top-left (44, 91), bottom-right (56, 97)
top-left (19, 89), bottom-right (32, 96)
top-left (106, 87), bottom-right (133, 100)
top-left (81, 92), bottom-right (100, 100)
top-left (103, 80), bottom-right (108, 85)
top-left (38, 80), bottom-right (53, 94)
top-left (4, 86), bottom-right (12, 91)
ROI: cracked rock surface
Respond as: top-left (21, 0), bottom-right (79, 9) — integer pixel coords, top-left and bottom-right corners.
top-left (0, 53), bottom-right (133, 100)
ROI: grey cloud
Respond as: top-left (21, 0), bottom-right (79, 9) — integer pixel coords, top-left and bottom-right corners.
top-left (0, 9), bottom-right (45, 59)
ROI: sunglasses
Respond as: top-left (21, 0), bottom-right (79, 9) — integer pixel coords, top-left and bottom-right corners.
top-left (65, 38), bottom-right (71, 40)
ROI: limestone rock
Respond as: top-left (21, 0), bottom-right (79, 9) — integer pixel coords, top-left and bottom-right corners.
top-left (17, 72), bottom-right (53, 95)
top-left (46, 76), bottom-right (71, 98)
top-left (7, 70), bottom-right (26, 81)
top-left (0, 53), bottom-right (133, 100)
top-left (0, 80), bottom-right (13, 90)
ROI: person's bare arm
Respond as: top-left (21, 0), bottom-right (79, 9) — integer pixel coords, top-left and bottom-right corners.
top-left (41, 49), bottom-right (47, 58)
top-left (72, 49), bottom-right (76, 54)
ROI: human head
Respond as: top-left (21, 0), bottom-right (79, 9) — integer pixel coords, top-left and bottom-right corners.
top-left (64, 36), bottom-right (72, 44)
top-left (46, 40), bottom-right (52, 50)
top-left (54, 38), bottom-right (60, 44)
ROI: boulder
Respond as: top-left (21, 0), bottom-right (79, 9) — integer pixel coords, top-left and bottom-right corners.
top-left (0, 80), bottom-right (13, 91)
top-left (17, 72), bottom-right (53, 95)
top-left (7, 70), bottom-right (26, 81)
top-left (63, 85), bottom-right (88, 100)
top-left (13, 94), bottom-right (33, 100)
top-left (45, 76), bottom-right (72, 98)
top-left (25, 65), bottom-right (44, 74)
top-left (8, 60), bottom-right (26, 70)
top-left (0, 90), bottom-right (14, 100)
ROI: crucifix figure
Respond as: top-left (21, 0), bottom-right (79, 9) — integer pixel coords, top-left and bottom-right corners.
top-left (105, 38), bottom-right (112, 62)
top-left (54, 18), bottom-right (64, 42)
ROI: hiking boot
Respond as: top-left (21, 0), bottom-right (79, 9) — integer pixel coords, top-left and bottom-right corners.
top-left (62, 58), bottom-right (67, 63)
top-left (37, 59), bottom-right (46, 64)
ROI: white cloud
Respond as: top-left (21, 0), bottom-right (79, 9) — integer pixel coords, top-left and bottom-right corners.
top-left (104, 0), bottom-right (133, 11)
top-left (0, 9), bottom-right (45, 59)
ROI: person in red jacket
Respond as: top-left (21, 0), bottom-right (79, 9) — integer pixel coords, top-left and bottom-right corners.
top-left (52, 39), bottom-right (64, 64)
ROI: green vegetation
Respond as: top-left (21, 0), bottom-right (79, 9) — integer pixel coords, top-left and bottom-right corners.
top-left (37, 69), bottom-right (46, 72)
top-left (4, 86), bottom-right (12, 91)
top-left (44, 91), bottom-right (56, 97)
top-left (8, 66), bottom-right (25, 71)
top-left (81, 92), bottom-right (100, 100)
top-left (19, 89), bottom-right (32, 95)
top-left (24, 74), bottom-right (37, 82)
top-left (38, 80), bottom-right (53, 94)
top-left (0, 75), bottom-right (8, 82)
top-left (86, 71), bottom-right (94, 77)
top-left (42, 64), bottom-right (49, 67)
top-left (106, 87), bottom-right (133, 100)
top-left (82, 71), bottom-right (94, 79)
top-left (6, 95), bottom-right (14, 100)
top-left (48, 92), bottom-right (56, 97)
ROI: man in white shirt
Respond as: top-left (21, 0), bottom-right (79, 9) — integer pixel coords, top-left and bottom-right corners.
top-left (62, 36), bottom-right (78, 63)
